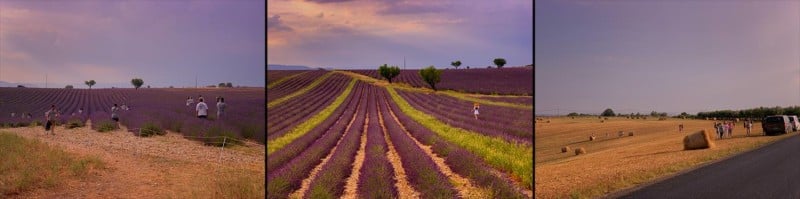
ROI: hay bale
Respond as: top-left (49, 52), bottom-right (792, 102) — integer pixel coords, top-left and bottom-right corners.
top-left (562, 146), bottom-right (570, 153)
top-left (629, 132), bottom-right (634, 136)
top-left (600, 120), bottom-right (605, 123)
top-left (604, 117), bottom-right (608, 120)
top-left (589, 136), bottom-right (596, 141)
top-left (683, 129), bottom-right (715, 150)
top-left (575, 147), bottom-right (586, 155)
top-left (618, 131), bottom-right (624, 137)
top-left (546, 120), bottom-right (551, 123)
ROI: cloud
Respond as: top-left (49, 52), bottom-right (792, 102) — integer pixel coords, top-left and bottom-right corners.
top-left (377, 1), bottom-right (449, 15)
top-left (267, 14), bottom-right (293, 32)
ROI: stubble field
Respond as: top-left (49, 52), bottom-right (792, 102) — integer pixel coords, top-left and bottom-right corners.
top-left (535, 116), bottom-right (794, 198)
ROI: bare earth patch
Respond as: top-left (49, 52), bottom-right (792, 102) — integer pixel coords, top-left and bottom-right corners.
top-left (3, 123), bottom-right (265, 199)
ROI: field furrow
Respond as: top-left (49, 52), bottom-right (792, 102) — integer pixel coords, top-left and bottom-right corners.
top-left (356, 85), bottom-right (399, 198)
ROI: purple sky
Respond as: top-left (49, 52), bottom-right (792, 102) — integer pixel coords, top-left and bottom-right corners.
top-left (0, 0), bottom-right (265, 88)
top-left (535, 0), bottom-right (800, 115)
top-left (267, 0), bottom-right (533, 69)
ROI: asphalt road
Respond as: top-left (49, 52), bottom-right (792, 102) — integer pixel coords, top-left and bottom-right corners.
top-left (617, 135), bottom-right (800, 199)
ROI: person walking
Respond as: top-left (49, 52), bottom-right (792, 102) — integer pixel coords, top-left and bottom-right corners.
top-left (216, 97), bottom-right (226, 119)
top-left (44, 105), bottom-right (59, 135)
top-left (186, 97), bottom-right (194, 106)
top-left (716, 123), bottom-right (724, 139)
top-left (111, 104), bottom-right (120, 123)
top-left (196, 98), bottom-right (208, 119)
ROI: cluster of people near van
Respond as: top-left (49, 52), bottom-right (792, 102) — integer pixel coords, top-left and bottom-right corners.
top-left (34, 95), bottom-right (227, 136)
top-left (702, 120), bottom-right (755, 139)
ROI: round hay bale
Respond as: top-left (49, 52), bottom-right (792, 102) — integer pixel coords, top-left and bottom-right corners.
top-left (575, 147), bottom-right (586, 155)
top-left (562, 146), bottom-right (570, 153)
top-left (683, 129), bottom-right (715, 150)
top-left (600, 120), bottom-right (605, 123)
top-left (604, 117), bottom-right (609, 120)
top-left (589, 136), bottom-right (596, 141)
top-left (629, 132), bottom-right (634, 136)
top-left (547, 120), bottom-right (551, 123)
top-left (618, 131), bottom-right (624, 137)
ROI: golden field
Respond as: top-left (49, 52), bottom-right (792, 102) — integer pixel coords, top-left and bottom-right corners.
top-left (534, 116), bottom-right (794, 199)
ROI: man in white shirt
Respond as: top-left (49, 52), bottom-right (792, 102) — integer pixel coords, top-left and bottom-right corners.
top-left (196, 98), bottom-right (208, 119)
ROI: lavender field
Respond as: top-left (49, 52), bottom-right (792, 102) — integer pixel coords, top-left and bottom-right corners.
top-left (267, 70), bottom-right (532, 198)
top-left (0, 87), bottom-right (266, 144)
top-left (349, 67), bottom-right (533, 96)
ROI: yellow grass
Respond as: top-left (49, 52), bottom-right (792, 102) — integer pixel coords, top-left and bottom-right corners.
top-left (535, 116), bottom-right (793, 199)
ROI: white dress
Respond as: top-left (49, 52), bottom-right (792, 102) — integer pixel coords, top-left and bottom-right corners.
top-left (474, 109), bottom-right (479, 115)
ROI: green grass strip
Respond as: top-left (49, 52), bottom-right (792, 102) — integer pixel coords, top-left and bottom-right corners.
top-left (267, 71), bottom-right (309, 89)
top-left (385, 86), bottom-right (533, 190)
top-left (268, 72), bottom-right (334, 109)
top-left (267, 78), bottom-right (357, 155)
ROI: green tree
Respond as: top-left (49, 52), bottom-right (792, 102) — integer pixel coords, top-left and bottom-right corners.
top-left (418, 65), bottom-right (442, 91)
top-left (378, 64), bottom-right (401, 83)
top-left (567, 112), bottom-right (579, 116)
top-left (65, 85), bottom-right (73, 89)
top-left (131, 78), bottom-right (144, 89)
top-left (450, 60), bottom-right (461, 69)
top-left (218, 83), bottom-right (226, 87)
top-left (493, 58), bottom-right (506, 68)
top-left (601, 108), bottom-right (615, 117)
top-left (226, 82), bottom-right (233, 87)
top-left (84, 80), bottom-right (96, 89)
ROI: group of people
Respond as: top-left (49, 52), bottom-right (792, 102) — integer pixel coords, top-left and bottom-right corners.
top-left (712, 121), bottom-right (753, 139)
top-left (187, 95), bottom-right (227, 119)
top-left (9, 112), bottom-right (34, 119)
top-left (37, 94), bottom-right (228, 136)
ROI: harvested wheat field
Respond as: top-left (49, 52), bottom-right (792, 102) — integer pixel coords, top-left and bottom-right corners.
top-left (535, 116), bottom-right (794, 199)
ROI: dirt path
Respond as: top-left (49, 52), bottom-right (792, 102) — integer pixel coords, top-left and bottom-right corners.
top-left (377, 101), bottom-right (421, 199)
top-left (341, 114), bottom-right (368, 199)
top-left (3, 123), bottom-right (265, 199)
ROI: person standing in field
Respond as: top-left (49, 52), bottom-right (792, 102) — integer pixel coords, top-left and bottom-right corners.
top-left (44, 105), bottom-right (59, 135)
top-left (727, 121), bottom-right (734, 138)
top-left (196, 98), bottom-right (208, 119)
top-left (186, 97), bottom-right (194, 106)
top-left (679, 124), bottom-right (684, 132)
top-left (216, 97), bottom-right (226, 119)
top-left (473, 103), bottom-right (480, 120)
top-left (716, 123), bottom-right (724, 139)
top-left (745, 120), bottom-right (752, 136)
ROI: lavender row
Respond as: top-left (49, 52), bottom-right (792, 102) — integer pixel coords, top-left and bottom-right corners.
top-left (349, 68), bottom-right (532, 95)
top-left (267, 74), bottom-right (350, 140)
top-left (266, 82), bottom-right (364, 199)
top-left (267, 70), bottom-right (328, 101)
top-left (376, 88), bottom-right (459, 198)
top-left (357, 85), bottom-right (398, 198)
top-left (267, 81), bottom-right (364, 174)
top-left (382, 90), bottom-right (530, 198)
top-left (398, 91), bottom-right (532, 145)
top-left (303, 83), bottom-right (368, 199)
top-left (267, 70), bottom-right (307, 85)
top-left (474, 96), bottom-right (533, 105)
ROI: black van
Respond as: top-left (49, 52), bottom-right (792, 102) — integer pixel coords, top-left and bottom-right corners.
top-left (762, 115), bottom-right (792, 135)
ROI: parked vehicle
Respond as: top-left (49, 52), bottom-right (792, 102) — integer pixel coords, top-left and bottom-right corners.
top-left (762, 115), bottom-right (792, 135)
top-left (788, 115), bottom-right (800, 132)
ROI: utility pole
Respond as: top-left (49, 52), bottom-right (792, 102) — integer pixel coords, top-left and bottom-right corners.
top-left (195, 74), bottom-right (198, 88)
top-left (403, 56), bottom-right (406, 70)
top-left (45, 74), bottom-right (48, 88)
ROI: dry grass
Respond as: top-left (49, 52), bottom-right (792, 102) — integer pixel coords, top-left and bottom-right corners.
top-left (535, 116), bottom-right (793, 199)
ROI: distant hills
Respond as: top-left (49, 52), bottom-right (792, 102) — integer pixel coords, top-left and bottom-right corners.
top-left (0, 81), bottom-right (34, 88)
top-left (267, 64), bottom-right (315, 70)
